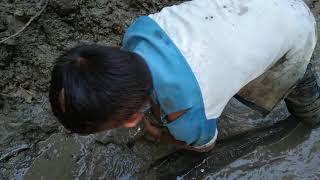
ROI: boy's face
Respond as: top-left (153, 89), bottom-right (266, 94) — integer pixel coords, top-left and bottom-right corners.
top-left (121, 101), bottom-right (150, 128)
top-left (100, 99), bottom-right (150, 130)
top-left (122, 111), bottom-right (146, 128)
top-left (85, 111), bottom-right (144, 134)
top-left (109, 101), bottom-right (150, 129)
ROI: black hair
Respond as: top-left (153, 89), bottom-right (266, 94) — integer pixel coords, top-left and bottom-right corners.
top-left (49, 44), bottom-right (152, 134)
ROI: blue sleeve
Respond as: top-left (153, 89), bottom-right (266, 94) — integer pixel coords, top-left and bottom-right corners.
top-left (164, 108), bottom-right (218, 147)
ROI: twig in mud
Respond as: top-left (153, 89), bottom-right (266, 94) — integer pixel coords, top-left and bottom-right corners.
top-left (0, 0), bottom-right (48, 44)
top-left (0, 144), bottom-right (31, 162)
top-left (19, 85), bottom-right (33, 96)
top-left (0, 93), bottom-right (13, 98)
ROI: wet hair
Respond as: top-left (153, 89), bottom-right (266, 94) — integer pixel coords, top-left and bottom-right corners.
top-left (49, 44), bottom-right (152, 134)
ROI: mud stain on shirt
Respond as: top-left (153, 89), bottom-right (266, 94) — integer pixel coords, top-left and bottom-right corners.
top-left (238, 6), bottom-right (249, 16)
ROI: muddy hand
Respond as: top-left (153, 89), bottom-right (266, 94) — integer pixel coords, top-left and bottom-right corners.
top-left (143, 118), bottom-right (162, 140)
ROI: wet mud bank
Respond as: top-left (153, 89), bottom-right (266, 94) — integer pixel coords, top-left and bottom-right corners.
top-left (1, 0), bottom-right (320, 179)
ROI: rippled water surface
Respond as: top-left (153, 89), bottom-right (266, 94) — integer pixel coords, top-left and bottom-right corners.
top-left (205, 125), bottom-right (320, 180)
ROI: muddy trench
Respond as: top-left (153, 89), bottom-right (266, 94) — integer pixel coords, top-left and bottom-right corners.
top-left (0, 0), bottom-right (320, 179)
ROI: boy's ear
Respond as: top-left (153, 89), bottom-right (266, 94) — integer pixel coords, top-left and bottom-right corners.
top-left (122, 112), bottom-right (144, 128)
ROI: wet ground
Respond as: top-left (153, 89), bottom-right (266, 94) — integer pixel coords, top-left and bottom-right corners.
top-left (0, 0), bottom-right (320, 179)
top-left (204, 124), bottom-right (320, 180)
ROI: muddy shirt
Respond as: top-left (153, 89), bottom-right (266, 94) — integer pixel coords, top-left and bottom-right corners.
top-left (149, 0), bottom-right (317, 119)
top-left (123, 16), bottom-right (218, 148)
top-left (123, 0), bottom-right (316, 148)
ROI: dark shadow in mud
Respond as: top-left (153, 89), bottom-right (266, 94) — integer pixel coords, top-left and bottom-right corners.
top-left (146, 117), bottom-right (309, 180)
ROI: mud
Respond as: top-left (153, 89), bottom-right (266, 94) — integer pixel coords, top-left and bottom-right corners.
top-left (0, 0), bottom-right (320, 179)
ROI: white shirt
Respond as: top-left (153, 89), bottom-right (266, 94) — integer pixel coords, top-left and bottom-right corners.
top-left (149, 0), bottom-right (317, 119)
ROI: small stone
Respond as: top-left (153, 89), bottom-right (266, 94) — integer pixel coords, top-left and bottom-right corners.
top-left (14, 9), bottom-right (24, 17)
top-left (112, 23), bottom-right (123, 35)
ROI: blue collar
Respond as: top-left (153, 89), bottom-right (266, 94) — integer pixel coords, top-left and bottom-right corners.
top-left (122, 16), bottom-right (199, 115)
top-left (122, 16), bottom-right (217, 146)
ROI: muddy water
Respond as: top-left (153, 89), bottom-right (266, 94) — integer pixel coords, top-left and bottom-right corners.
top-left (163, 122), bottom-right (319, 180)
top-left (204, 124), bottom-right (320, 180)
top-left (0, 0), bottom-right (320, 179)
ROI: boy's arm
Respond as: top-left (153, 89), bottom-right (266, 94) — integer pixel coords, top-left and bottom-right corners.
top-left (143, 118), bottom-right (215, 152)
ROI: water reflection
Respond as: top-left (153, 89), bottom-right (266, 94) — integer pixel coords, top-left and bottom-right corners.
top-left (205, 125), bottom-right (320, 180)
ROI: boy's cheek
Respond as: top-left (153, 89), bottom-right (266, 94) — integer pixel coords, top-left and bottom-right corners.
top-left (121, 112), bottom-right (145, 128)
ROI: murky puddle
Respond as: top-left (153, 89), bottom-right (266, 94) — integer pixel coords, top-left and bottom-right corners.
top-left (204, 124), bottom-right (320, 180)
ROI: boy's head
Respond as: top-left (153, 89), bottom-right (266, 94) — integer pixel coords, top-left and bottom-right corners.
top-left (49, 45), bottom-right (152, 134)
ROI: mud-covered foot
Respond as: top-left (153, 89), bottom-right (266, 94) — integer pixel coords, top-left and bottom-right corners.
top-left (285, 65), bottom-right (320, 126)
top-left (286, 98), bottom-right (320, 125)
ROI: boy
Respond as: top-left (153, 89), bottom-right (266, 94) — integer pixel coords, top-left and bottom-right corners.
top-left (49, 0), bottom-right (317, 152)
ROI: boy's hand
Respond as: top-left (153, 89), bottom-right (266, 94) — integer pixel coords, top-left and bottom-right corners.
top-left (143, 118), bottom-right (162, 140)
top-left (143, 119), bottom-right (215, 152)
